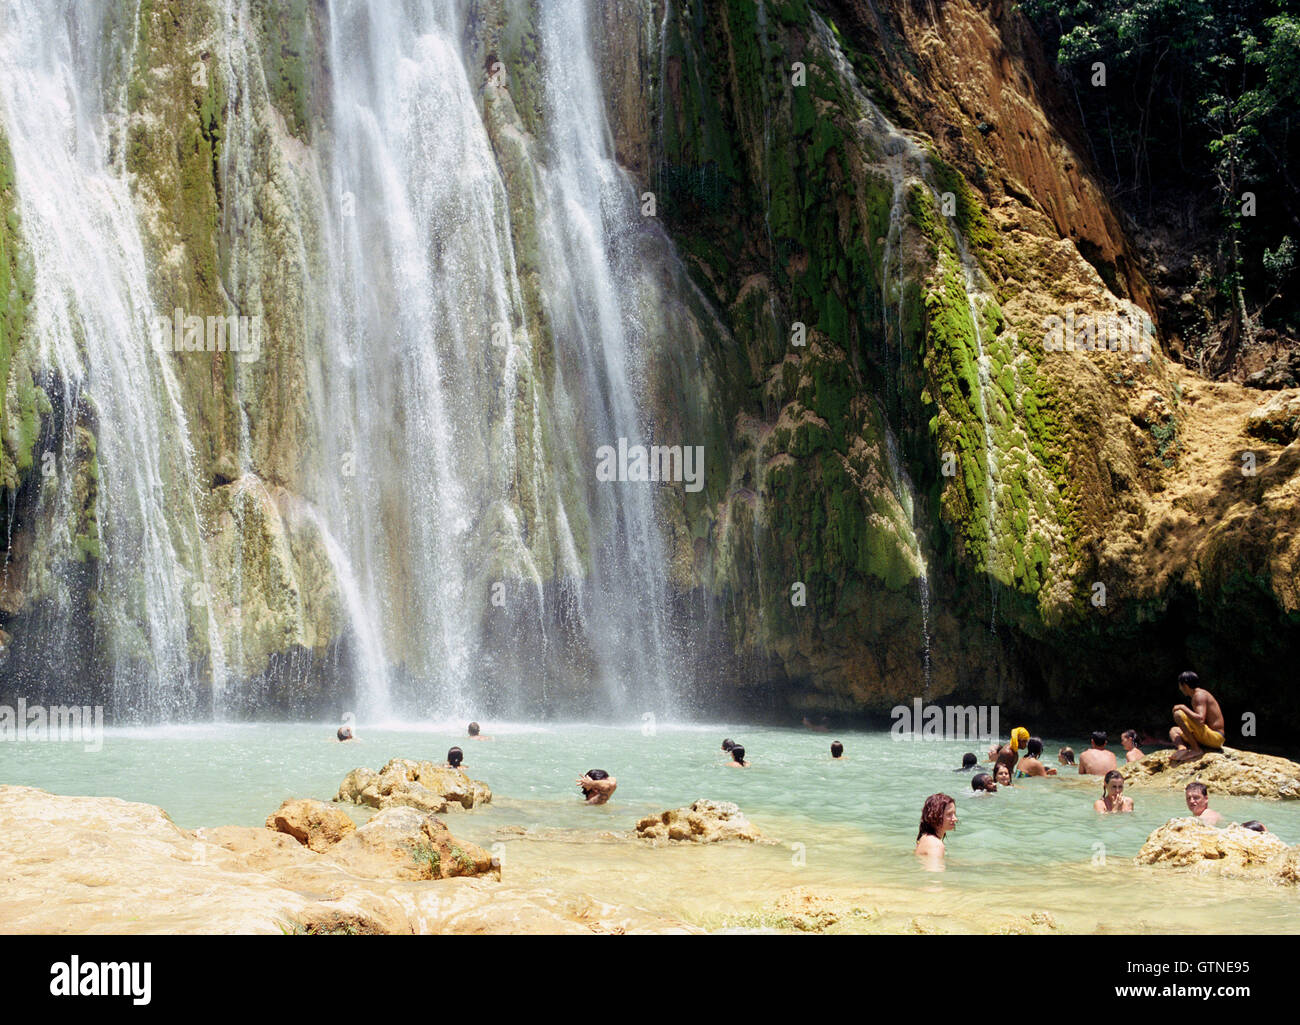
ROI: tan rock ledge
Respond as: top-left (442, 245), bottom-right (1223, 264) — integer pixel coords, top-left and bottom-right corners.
top-left (635, 799), bottom-right (767, 843)
top-left (0, 786), bottom-right (694, 934)
top-left (335, 757), bottom-right (493, 814)
top-left (1135, 817), bottom-right (1300, 884)
top-left (1119, 747), bottom-right (1300, 799)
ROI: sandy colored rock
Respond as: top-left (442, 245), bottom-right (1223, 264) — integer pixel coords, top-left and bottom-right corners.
top-left (1135, 818), bottom-right (1295, 882)
top-left (0, 786), bottom-right (695, 934)
top-left (635, 800), bottom-right (764, 843)
top-left (1246, 391), bottom-right (1300, 443)
top-left (265, 798), bottom-right (356, 852)
top-left (335, 758), bottom-right (492, 815)
top-left (1120, 747), bottom-right (1300, 799)
top-left (326, 807), bottom-right (495, 882)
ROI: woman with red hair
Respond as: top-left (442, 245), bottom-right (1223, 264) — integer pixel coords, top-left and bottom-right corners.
top-left (915, 793), bottom-right (957, 867)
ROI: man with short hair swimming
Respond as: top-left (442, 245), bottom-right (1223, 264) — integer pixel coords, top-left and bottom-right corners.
top-left (956, 753), bottom-right (978, 771)
top-left (971, 772), bottom-right (997, 794)
top-left (1169, 671), bottom-right (1225, 763)
top-left (830, 741), bottom-right (845, 759)
top-left (577, 769), bottom-right (617, 804)
top-left (1078, 732), bottom-right (1117, 776)
top-left (1121, 729), bottom-right (1144, 762)
top-left (1184, 781), bottom-right (1221, 826)
top-left (468, 721), bottom-right (494, 741)
top-left (1094, 770), bottom-right (1133, 813)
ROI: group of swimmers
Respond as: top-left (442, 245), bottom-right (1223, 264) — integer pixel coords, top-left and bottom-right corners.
top-left (916, 671), bottom-right (1263, 867)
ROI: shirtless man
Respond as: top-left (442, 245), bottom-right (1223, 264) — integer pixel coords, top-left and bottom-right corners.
top-left (1184, 781), bottom-right (1222, 826)
top-left (1169, 671), bottom-right (1225, 763)
top-left (468, 722), bottom-right (494, 741)
top-left (577, 769), bottom-right (617, 805)
top-left (1078, 732), bottom-right (1117, 776)
top-left (1016, 738), bottom-right (1056, 777)
top-left (1121, 729), bottom-right (1145, 762)
top-left (993, 727), bottom-right (1030, 781)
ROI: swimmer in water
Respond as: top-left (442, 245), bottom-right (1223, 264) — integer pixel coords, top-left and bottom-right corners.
top-left (336, 725), bottom-right (353, 742)
top-left (1078, 732), bottom-right (1117, 776)
top-left (1016, 738), bottom-right (1056, 777)
top-left (721, 738), bottom-right (735, 755)
top-left (915, 793), bottom-right (957, 868)
top-left (971, 772), bottom-right (997, 794)
top-left (1121, 729), bottom-right (1145, 763)
top-left (447, 746), bottom-right (465, 769)
top-left (994, 727), bottom-right (1029, 780)
top-left (1242, 820), bottom-right (1266, 833)
top-left (994, 762), bottom-right (1014, 787)
top-left (468, 721), bottom-right (493, 741)
top-left (577, 769), bottom-right (617, 805)
top-left (727, 744), bottom-right (750, 767)
top-left (1058, 747), bottom-right (1076, 767)
top-left (1094, 770), bottom-right (1133, 813)
top-left (956, 753), bottom-right (978, 771)
top-left (1184, 781), bottom-right (1222, 826)
top-left (831, 741), bottom-right (845, 760)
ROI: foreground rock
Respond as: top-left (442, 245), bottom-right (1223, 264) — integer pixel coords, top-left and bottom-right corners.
top-left (0, 786), bottom-right (693, 934)
top-left (265, 798), bottom-right (356, 852)
top-left (336, 758), bottom-right (493, 814)
top-left (636, 800), bottom-right (764, 843)
top-left (328, 807), bottom-right (494, 881)
top-left (1120, 747), bottom-right (1300, 799)
top-left (1135, 818), bottom-right (1298, 884)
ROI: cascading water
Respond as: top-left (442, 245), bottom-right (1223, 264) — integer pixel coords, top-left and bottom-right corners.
top-left (0, 0), bottom-right (225, 718)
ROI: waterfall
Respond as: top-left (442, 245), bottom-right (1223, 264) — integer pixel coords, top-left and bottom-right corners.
top-left (0, 0), bottom-right (225, 718)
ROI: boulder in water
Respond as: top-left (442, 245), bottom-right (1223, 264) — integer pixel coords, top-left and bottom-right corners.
top-left (635, 800), bottom-right (764, 843)
top-left (335, 758), bottom-right (492, 814)
top-left (326, 807), bottom-right (496, 881)
top-left (1120, 747), bottom-right (1300, 799)
top-left (1135, 818), bottom-right (1294, 881)
top-left (265, 798), bottom-right (356, 852)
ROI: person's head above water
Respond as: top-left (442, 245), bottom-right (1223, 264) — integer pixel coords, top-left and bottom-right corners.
top-left (447, 746), bottom-right (464, 768)
top-left (994, 762), bottom-right (1012, 786)
top-left (971, 772), bottom-right (996, 793)
top-left (1185, 780), bottom-right (1210, 814)
top-left (1059, 746), bottom-right (1075, 765)
top-left (1121, 729), bottom-right (1138, 749)
top-left (585, 769), bottom-right (610, 782)
top-left (1102, 769), bottom-right (1124, 792)
top-left (961, 752), bottom-right (978, 770)
top-left (468, 722), bottom-right (481, 737)
top-left (722, 738), bottom-right (735, 752)
top-left (917, 793), bottom-right (957, 841)
top-left (731, 745), bottom-right (747, 764)
top-left (1026, 738), bottom-right (1043, 759)
top-left (1242, 820), bottom-right (1266, 832)
top-left (1091, 731), bottom-right (1107, 748)
top-left (831, 741), bottom-right (844, 758)
top-left (1009, 727), bottom-right (1030, 752)
top-left (337, 725), bottom-right (353, 741)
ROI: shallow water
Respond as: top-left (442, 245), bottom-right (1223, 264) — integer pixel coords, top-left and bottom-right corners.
top-left (5, 723), bottom-right (1299, 932)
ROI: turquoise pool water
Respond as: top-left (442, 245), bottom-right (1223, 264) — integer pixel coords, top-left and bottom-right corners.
top-left (5, 722), bottom-right (1299, 932)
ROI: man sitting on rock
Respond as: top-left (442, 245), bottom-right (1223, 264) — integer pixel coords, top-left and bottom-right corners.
top-left (577, 769), bottom-right (617, 805)
top-left (1169, 671), bottom-right (1225, 763)
top-left (1184, 781), bottom-right (1222, 826)
top-left (1079, 732), bottom-right (1117, 775)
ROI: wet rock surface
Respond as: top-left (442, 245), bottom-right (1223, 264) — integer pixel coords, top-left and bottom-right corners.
top-left (1135, 818), bottom-right (1296, 882)
top-left (1120, 747), bottom-right (1300, 799)
top-left (335, 758), bottom-right (493, 814)
top-left (635, 800), bottom-right (765, 843)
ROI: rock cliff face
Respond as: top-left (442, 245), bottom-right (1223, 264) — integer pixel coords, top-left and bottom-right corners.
top-left (0, 0), bottom-right (1296, 725)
